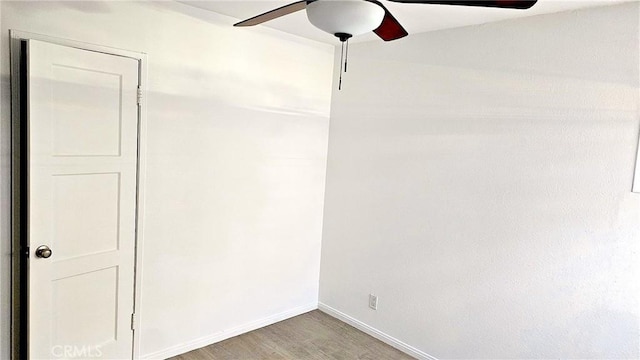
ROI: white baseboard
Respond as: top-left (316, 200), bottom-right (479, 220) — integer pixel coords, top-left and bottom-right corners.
top-left (140, 303), bottom-right (318, 360)
top-left (318, 302), bottom-right (438, 360)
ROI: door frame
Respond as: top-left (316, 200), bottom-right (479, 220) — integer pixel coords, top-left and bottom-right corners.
top-left (9, 30), bottom-right (149, 359)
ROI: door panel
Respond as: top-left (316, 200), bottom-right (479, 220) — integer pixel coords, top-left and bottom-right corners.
top-left (27, 39), bottom-right (139, 360)
top-left (50, 64), bottom-right (123, 156)
top-left (52, 267), bottom-right (118, 346)
top-left (52, 173), bottom-right (121, 260)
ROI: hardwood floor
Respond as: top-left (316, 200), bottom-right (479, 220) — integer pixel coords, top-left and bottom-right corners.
top-left (171, 310), bottom-right (415, 360)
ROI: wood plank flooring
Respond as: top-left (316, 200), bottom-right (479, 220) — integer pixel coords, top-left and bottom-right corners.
top-left (171, 310), bottom-right (415, 360)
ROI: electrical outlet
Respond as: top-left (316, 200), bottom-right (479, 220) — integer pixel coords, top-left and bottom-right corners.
top-left (369, 294), bottom-right (378, 310)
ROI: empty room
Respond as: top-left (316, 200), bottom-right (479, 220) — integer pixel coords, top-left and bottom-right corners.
top-left (0, 0), bottom-right (638, 359)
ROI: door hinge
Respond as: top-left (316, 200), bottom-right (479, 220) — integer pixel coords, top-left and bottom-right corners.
top-left (136, 86), bottom-right (143, 105)
top-left (131, 313), bottom-right (136, 331)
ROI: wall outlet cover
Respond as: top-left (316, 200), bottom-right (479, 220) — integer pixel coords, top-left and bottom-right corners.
top-left (369, 294), bottom-right (378, 310)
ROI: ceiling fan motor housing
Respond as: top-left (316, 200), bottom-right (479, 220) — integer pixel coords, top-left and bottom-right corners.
top-left (306, 0), bottom-right (386, 38)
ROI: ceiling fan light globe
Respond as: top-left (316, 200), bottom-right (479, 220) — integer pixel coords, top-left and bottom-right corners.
top-left (306, 0), bottom-right (385, 37)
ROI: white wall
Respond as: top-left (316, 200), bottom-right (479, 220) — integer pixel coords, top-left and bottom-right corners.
top-left (0, 1), bottom-right (333, 358)
top-left (320, 3), bottom-right (640, 359)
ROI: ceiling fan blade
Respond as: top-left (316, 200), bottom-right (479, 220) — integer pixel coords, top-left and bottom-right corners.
top-left (386, 0), bottom-right (537, 9)
top-left (368, 0), bottom-right (408, 41)
top-left (234, 1), bottom-right (308, 27)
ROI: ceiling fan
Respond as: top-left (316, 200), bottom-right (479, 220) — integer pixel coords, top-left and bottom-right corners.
top-left (234, 0), bottom-right (538, 43)
top-left (235, 0), bottom-right (537, 89)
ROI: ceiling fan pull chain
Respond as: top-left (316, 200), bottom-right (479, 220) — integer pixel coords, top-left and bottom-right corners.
top-left (339, 40), bottom-right (345, 90)
top-left (344, 38), bottom-right (349, 73)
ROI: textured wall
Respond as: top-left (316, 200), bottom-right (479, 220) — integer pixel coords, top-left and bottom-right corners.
top-left (320, 3), bottom-right (640, 358)
top-left (0, 2), bottom-right (333, 358)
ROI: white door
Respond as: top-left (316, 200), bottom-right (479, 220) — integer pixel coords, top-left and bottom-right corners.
top-left (27, 39), bottom-right (139, 360)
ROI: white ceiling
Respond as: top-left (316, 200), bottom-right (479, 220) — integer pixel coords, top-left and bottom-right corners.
top-left (181, 0), bottom-right (634, 44)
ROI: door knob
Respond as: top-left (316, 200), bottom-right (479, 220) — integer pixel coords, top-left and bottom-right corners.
top-left (35, 245), bottom-right (52, 259)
